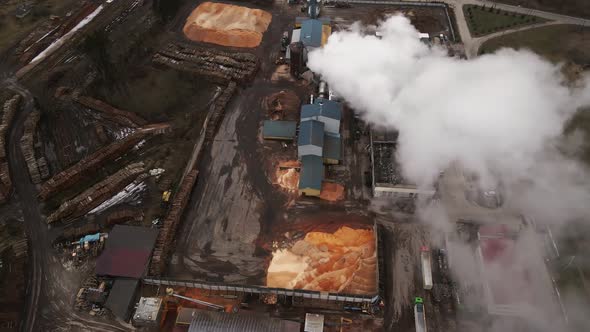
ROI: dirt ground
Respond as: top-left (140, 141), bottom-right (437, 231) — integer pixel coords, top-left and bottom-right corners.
top-left (0, 0), bottom-right (80, 53)
top-left (183, 2), bottom-right (272, 48)
top-left (500, 0), bottom-right (590, 19)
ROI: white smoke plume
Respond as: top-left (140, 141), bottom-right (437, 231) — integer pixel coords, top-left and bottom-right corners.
top-left (308, 15), bottom-right (590, 224)
top-left (308, 15), bottom-right (590, 331)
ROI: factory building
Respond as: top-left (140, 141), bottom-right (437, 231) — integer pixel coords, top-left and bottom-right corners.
top-left (297, 95), bottom-right (343, 196)
top-left (262, 120), bottom-right (297, 140)
top-left (370, 128), bottom-right (434, 198)
top-left (323, 134), bottom-right (341, 165)
top-left (300, 98), bottom-right (342, 135)
top-left (287, 18), bottom-right (331, 76)
top-left (96, 225), bottom-right (158, 321)
top-left (298, 120), bottom-right (325, 158)
top-left (299, 155), bottom-right (324, 196)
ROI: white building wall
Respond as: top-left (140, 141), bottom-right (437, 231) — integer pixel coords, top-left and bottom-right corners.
top-left (301, 116), bottom-right (340, 135)
top-left (298, 145), bottom-right (323, 158)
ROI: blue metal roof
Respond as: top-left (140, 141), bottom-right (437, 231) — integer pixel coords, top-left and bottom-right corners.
top-left (324, 134), bottom-right (341, 161)
top-left (301, 99), bottom-right (342, 121)
top-left (298, 120), bottom-right (324, 147)
top-left (299, 155), bottom-right (323, 190)
top-left (263, 120), bottom-right (297, 139)
top-left (301, 19), bottom-right (323, 48)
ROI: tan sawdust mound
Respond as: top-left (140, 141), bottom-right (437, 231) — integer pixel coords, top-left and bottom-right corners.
top-left (276, 168), bottom-right (299, 192)
top-left (266, 227), bottom-right (377, 294)
top-left (320, 182), bottom-right (345, 202)
top-left (183, 2), bottom-right (272, 48)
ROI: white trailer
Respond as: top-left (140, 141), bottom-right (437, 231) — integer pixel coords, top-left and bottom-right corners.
top-left (421, 246), bottom-right (433, 290)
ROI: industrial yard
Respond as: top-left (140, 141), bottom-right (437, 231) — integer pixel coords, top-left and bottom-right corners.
top-left (0, 0), bottom-right (588, 332)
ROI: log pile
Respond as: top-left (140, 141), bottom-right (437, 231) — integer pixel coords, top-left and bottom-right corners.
top-left (39, 130), bottom-right (149, 200)
top-left (20, 110), bottom-right (43, 184)
top-left (74, 96), bottom-right (147, 128)
top-left (105, 208), bottom-right (143, 225)
top-left (150, 169), bottom-right (199, 276)
top-left (0, 221), bottom-right (28, 259)
top-left (46, 162), bottom-right (145, 224)
top-left (153, 42), bottom-right (258, 84)
top-left (205, 81), bottom-right (237, 140)
top-left (0, 95), bottom-right (22, 204)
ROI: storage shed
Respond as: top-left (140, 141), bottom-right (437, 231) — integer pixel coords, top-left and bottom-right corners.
top-left (263, 120), bottom-right (297, 140)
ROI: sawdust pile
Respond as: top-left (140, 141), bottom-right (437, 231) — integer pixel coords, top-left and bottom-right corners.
top-left (266, 227), bottom-right (377, 294)
top-left (320, 182), bottom-right (345, 201)
top-left (183, 2), bottom-right (272, 48)
top-left (276, 168), bottom-right (300, 192)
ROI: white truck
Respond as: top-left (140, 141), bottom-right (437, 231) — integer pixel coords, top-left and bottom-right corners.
top-left (421, 246), bottom-right (433, 290)
top-left (414, 297), bottom-right (427, 332)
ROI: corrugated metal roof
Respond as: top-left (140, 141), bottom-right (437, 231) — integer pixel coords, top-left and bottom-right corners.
top-left (323, 134), bottom-right (341, 161)
top-left (188, 310), bottom-right (300, 332)
top-left (263, 120), bottom-right (297, 139)
top-left (301, 99), bottom-right (342, 121)
top-left (298, 120), bottom-right (324, 147)
top-left (96, 225), bottom-right (158, 278)
top-left (299, 155), bottom-right (323, 190)
top-left (301, 19), bottom-right (323, 48)
top-left (105, 278), bottom-right (139, 321)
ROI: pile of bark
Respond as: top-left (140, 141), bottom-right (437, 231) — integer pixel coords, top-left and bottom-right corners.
top-left (153, 42), bottom-right (258, 84)
top-left (0, 95), bottom-right (22, 204)
top-left (47, 163), bottom-right (146, 224)
top-left (150, 169), bottom-right (199, 276)
top-left (39, 130), bottom-right (149, 200)
top-left (205, 81), bottom-right (237, 140)
top-left (20, 110), bottom-right (46, 184)
top-left (74, 96), bottom-right (147, 128)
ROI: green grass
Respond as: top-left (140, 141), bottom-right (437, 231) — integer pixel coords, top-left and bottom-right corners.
top-left (463, 4), bottom-right (547, 37)
top-left (479, 24), bottom-right (590, 64)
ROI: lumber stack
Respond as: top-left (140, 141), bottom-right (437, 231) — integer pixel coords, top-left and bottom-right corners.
top-left (39, 130), bottom-right (148, 200)
top-left (46, 162), bottom-right (145, 224)
top-left (150, 169), bottom-right (199, 276)
top-left (0, 95), bottom-right (22, 204)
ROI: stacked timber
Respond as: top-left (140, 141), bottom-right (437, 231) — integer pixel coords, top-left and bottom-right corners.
top-left (205, 81), bottom-right (237, 140)
top-left (0, 221), bottom-right (28, 258)
top-left (46, 162), bottom-right (145, 224)
top-left (20, 110), bottom-right (42, 184)
top-left (38, 130), bottom-right (149, 200)
top-left (74, 96), bottom-right (147, 128)
top-left (0, 95), bottom-right (22, 203)
top-left (153, 42), bottom-right (258, 84)
top-left (150, 169), bottom-right (199, 276)
top-left (105, 208), bottom-right (143, 225)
